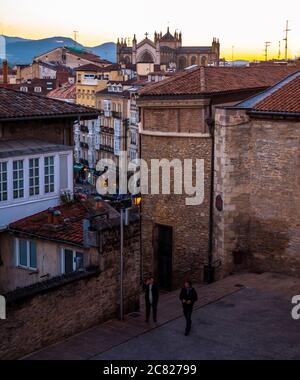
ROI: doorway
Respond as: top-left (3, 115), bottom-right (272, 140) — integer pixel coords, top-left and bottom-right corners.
top-left (154, 224), bottom-right (173, 291)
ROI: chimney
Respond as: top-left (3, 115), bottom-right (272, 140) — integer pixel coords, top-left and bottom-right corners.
top-left (2, 60), bottom-right (8, 84)
top-left (53, 210), bottom-right (62, 224)
top-left (47, 208), bottom-right (55, 224)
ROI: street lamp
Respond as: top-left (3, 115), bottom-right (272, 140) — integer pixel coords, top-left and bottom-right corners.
top-left (120, 207), bottom-right (131, 321)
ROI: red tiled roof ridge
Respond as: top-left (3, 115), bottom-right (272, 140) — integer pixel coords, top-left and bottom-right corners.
top-left (139, 68), bottom-right (196, 95)
top-left (140, 65), bottom-right (300, 97)
top-left (252, 72), bottom-right (300, 114)
top-left (0, 85), bottom-right (86, 106)
top-left (0, 86), bottom-right (99, 119)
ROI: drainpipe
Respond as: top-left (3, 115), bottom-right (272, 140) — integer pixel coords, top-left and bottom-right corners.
top-left (206, 101), bottom-right (215, 284)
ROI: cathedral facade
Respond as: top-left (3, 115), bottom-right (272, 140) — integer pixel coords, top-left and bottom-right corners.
top-left (117, 28), bottom-right (220, 70)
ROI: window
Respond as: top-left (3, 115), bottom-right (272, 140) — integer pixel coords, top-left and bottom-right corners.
top-left (20, 86), bottom-right (28, 92)
top-left (114, 119), bottom-right (121, 155)
top-left (44, 156), bottom-right (55, 193)
top-left (13, 160), bottom-right (24, 199)
top-left (61, 249), bottom-right (84, 274)
top-left (34, 87), bottom-right (42, 93)
top-left (29, 158), bottom-right (40, 196)
top-left (131, 130), bottom-right (137, 145)
top-left (0, 162), bottom-right (8, 202)
top-left (16, 239), bottom-right (37, 270)
top-left (59, 155), bottom-right (68, 190)
top-left (103, 100), bottom-right (111, 111)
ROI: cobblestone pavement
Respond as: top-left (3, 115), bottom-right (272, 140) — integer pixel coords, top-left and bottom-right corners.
top-left (24, 272), bottom-right (300, 360)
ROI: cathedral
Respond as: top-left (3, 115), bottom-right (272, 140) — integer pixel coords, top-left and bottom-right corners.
top-left (117, 28), bottom-right (220, 71)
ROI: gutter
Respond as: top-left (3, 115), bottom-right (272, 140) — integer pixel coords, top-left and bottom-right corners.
top-left (8, 228), bottom-right (84, 249)
top-left (0, 112), bottom-right (100, 123)
top-left (248, 110), bottom-right (300, 119)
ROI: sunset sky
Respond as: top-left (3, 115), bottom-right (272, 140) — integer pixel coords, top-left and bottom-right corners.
top-left (1, 0), bottom-right (300, 60)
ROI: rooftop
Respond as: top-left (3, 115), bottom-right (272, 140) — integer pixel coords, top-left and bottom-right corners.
top-left (47, 83), bottom-right (76, 101)
top-left (75, 63), bottom-right (118, 72)
top-left (0, 87), bottom-right (99, 121)
top-left (251, 72), bottom-right (300, 114)
top-left (0, 139), bottom-right (72, 159)
top-left (140, 66), bottom-right (300, 98)
top-left (9, 200), bottom-right (121, 247)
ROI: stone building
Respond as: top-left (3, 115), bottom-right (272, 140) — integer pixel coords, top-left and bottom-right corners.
top-left (138, 65), bottom-right (300, 289)
top-left (213, 70), bottom-right (300, 277)
top-left (117, 28), bottom-right (220, 71)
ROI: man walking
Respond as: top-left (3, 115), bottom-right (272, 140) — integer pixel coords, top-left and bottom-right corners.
top-left (179, 280), bottom-right (198, 336)
top-left (144, 277), bottom-right (159, 323)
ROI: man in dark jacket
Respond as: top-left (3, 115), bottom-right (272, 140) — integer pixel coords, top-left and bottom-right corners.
top-left (179, 280), bottom-right (198, 336)
top-left (144, 277), bottom-right (159, 323)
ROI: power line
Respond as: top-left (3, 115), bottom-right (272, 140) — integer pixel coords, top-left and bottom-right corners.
top-left (73, 31), bottom-right (79, 48)
top-left (264, 41), bottom-right (271, 61)
top-left (283, 20), bottom-right (291, 61)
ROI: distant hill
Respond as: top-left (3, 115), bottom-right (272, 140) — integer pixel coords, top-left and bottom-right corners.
top-left (1, 35), bottom-right (117, 65)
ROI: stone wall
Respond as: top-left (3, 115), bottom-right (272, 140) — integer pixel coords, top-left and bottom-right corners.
top-left (0, 223), bottom-right (140, 360)
top-left (214, 108), bottom-right (300, 278)
top-left (141, 132), bottom-right (212, 289)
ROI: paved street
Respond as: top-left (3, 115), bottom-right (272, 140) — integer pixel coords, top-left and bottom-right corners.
top-left (24, 272), bottom-right (300, 360)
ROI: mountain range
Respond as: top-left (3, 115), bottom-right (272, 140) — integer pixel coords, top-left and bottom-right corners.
top-left (1, 36), bottom-right (117, 65)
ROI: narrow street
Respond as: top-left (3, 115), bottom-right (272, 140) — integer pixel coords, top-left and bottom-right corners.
top-left (24, 272), bottom-right (300, 360)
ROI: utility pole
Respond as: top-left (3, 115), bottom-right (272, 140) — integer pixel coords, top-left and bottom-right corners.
top-left (278, 41), bottom-right (281, 60)
top-left (264, 41), bottom-right (271, 61)
top-left (283, 20), bottom-right (291, 61)
top-left (232, 45), bottom-right (234, 65)
top-left (73, 30), bottom-right (79, 48)
top-left (120, 207), bottom-right (130, 321)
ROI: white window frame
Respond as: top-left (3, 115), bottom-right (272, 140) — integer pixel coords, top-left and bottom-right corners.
top-left (15, 238), bottom-right (37, 271)
top-left (13, 159), bottom-right (24, 200)
top-left (0, 161), bottom-right (8, 202)
top-left (44, 155), bottom-right (55, 194)
top-left (34, 86), bottom-right (42, 93)
top-left (60, 248), bottom-right (84, 274)
top-left (29, 158), bottom-right (40, 197)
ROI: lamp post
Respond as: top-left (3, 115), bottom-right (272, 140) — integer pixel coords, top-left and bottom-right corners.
top-left (120, 207), bottom-right (130, 321)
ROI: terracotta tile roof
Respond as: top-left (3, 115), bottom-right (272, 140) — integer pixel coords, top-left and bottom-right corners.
top-left (140, 66), bottom-right (300, 97)
top-left (75, 63), bottom-right (112, 72)
top-left (64, 47), bottom-right (107, 65)
top-left (0, 87), bottom-right (99, 120)
top-left (47, 83), bottom-right (76, 101)
top-left (9, 200), bottom-right (119, 247)
top-left (252, 73), bottom-right (300, 114)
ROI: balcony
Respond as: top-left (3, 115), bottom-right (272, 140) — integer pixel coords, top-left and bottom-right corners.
top-left (82, 79), bottom-right (98, 86)
top-left (112, 111), bottom-right (122, 119)
top-left (100, 145), bottom-right (114, 154)
top-left (104, 110), bottom-right (112, 118)
top-left (80, 142), bottom-right (89, 149)
top-left (101, 127), bottom-right (114, 135)
top-left (80, 125), bottom-right (89, 133)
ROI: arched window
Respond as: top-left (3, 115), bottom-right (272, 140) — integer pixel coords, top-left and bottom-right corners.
top-left (124, 56), bottom-right (131, 64)
top-left (178, 56), bottom-right (187, 70)
top-left (191, 56), bottom-right (197, 65)
top-left (201, 56), bottom-right (207, 66)
top-left (138, 51), bottom-right (154, 63)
